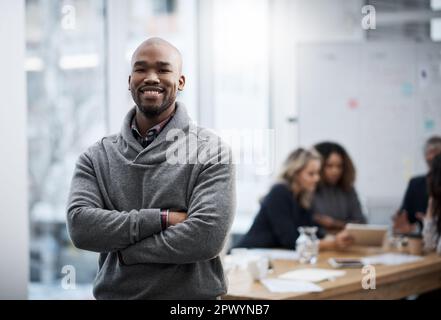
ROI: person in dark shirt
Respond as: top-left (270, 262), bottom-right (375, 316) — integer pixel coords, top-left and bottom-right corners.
top-left (236, 148), bottom-right (354, 251)
top-left (423, 153), bottom-right (441, 254)
top-left (393, 136), bottom-right (441, 234)
top-left (418, 153), bottom-right (441, 299)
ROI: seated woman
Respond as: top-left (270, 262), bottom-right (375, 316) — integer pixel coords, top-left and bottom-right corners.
top-left (236, 148), bottom-right (353, 251)
top-left (312, 142), bottom-right (366, 233)
top-left (423, 153), bottom-right (441, 254)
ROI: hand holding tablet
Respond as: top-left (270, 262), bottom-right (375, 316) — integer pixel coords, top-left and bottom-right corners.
top-left (345, 223), bottom-right (389, 247)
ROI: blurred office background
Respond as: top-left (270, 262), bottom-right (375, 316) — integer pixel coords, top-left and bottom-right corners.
top-left (1, 0), bottom-right (441, 299)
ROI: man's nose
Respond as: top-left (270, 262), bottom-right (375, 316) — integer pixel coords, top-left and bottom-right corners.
top-left (143, 71), bottom-right (160, 83)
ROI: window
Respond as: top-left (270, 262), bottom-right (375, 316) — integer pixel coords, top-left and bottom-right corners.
top-left (211, 0), bottom-right (272, 236)
top-left (26, 0), bottom-right (199, 299)
top-left (27, 0), bottom-right (106, 299)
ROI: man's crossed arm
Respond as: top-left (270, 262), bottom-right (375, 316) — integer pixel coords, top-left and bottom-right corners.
top-left (67, 149), bottom-right (235, 265)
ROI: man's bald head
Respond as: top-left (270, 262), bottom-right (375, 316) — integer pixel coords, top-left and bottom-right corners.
top-left (128, 37), bottom-right (186, 119)
top-left (131, 37), bottom-right (183, 73)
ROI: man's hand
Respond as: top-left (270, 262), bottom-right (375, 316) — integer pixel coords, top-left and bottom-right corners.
top-left (416, 211), bottom-right (426, 221)
top-left (168, 211), bottom-right (188, 226)
top-left (392, 210), bottom-right (417, 234)
top-left (334, 230), bottom-right (354, 250)
top-left (424, 197), bottom-right (433, 219)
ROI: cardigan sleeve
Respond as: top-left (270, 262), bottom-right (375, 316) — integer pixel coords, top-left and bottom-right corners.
top-left (66, 151), bottom-right (163, 253)
top-left (118, 144), bottom-right (236, 265)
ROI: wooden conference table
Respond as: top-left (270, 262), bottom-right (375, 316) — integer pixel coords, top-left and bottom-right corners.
top-left (223, 247), bottom-right (441, 300)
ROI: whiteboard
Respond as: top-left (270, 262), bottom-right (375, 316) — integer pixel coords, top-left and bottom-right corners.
top-left (297, 42), bottom-right (441, 206)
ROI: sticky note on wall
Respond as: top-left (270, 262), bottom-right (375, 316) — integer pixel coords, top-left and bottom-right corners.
top-left (401, 82), bottom-right (413, 97)
top-left (424, 119), bottom-right (435, 131)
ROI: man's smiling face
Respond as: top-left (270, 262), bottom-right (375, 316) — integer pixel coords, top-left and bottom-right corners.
top-left (129, 41), bottom-right (185, 117)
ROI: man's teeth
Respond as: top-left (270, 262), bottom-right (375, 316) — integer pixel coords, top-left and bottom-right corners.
top-left (142, 90), bottom-right (162, 94)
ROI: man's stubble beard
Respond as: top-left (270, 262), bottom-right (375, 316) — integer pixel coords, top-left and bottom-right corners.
top-left (138, 103), bottom-right (170, 118)
top-left (136, 93), bottom-right (177, 118)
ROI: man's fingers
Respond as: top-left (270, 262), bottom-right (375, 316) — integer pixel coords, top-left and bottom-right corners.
top-left (392, 210), bottom-right (404, 221)
top-left (415, 212), bottom-right (425, 221)
top-left (336, 232), bottom-right (354, 248)
top-left (396, 211), bottom-right (410, 224)
top-left (343, 236), bottom-right (354, 244)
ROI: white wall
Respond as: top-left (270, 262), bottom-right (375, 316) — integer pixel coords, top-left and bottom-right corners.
top-left (271, 0), bottom-right (365, 172)
top-left (296, 42), bottom-right (441, 224)
top-left (0, 0), bottom-right (29, 299)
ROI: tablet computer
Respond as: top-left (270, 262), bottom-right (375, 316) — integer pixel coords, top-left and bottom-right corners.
top-left (345, 223), bottom-right (388, 247)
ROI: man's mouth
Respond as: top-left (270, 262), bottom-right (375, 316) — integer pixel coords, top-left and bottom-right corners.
top-left (139, 86), bottom-right (165, 99)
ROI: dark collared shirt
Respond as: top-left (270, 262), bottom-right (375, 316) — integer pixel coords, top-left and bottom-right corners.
top-left (131, 109), bottom-right (175, 148)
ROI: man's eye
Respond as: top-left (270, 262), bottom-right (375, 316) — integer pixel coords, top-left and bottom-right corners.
top-left (160, 69), bottom-right (170, 73)
top-left (134, 69), bottom-right (144, 72)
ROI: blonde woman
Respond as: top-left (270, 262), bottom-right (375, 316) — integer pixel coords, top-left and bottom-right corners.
top-left (236, 148), bottom-right (353, 251)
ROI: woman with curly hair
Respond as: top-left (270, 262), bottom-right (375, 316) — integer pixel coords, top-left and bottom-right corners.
top-left (312, 142), bottom-right (366, 233)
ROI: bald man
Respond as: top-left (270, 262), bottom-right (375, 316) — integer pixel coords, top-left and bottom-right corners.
top-left (67, 38), bottom-right (236, 299)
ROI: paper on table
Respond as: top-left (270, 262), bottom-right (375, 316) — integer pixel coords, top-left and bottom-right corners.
top-left (278, 268), bottom-right (346, 283)
top-left (246, 248), bottom-right (299, 261)
top-left (261, 278), bottom-right (323, 293)
top-left (361, 253), bottom-right (424, 266)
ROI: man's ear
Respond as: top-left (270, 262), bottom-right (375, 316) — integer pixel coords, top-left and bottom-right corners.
top-left (178, 75), bottom-right (186, 91)
top-left (128, 76), bottom-right (131, 91)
